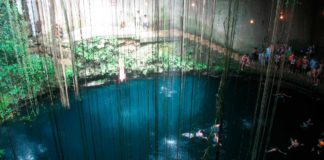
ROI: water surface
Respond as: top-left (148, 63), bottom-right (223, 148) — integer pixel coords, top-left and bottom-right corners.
top-left (0, 75), bottom-right (260, 160)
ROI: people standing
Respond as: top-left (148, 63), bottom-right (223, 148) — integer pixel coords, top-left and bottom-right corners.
top-left (289, 53), bottom-right (296, 73)
top-left (240, 54), bottom-right (250, 71)
top-left (265, 47), bottom-right (271, 65)
top-left (259, 48), bottom-right (266, 66)
top-left (134, 10), bottom-right (141, 37)
top-left (142, 14), bottom-right (149, 30)
top-left (135, 10), bottom-right (141, 28)
top-left (302, 56), bottom-right (309, 74)
top-left (252, 48), bottom-right (258, 62)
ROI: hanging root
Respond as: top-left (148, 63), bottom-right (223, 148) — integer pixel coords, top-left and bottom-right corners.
top-left (201, 0), bottom-right (239, 159)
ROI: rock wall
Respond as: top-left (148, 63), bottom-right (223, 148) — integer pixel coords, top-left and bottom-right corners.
top-left (26, 0), bottom-right (320, 54)
top-left (172, 0), bottom-right (316, 54)
top-left (311, 0), bottom-right (324, 50)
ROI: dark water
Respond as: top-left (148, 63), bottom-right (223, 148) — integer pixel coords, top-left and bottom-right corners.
top-left (3, 75), bottom-right (321, 160)
top-left (267, 85), bottom-right (324, 160)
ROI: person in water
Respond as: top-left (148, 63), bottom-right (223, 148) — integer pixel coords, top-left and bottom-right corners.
top-left (266, 147), bottom-right (287, 155)
top-left (212, 132), bottom-right (221, 147)
top-left (274, 93), bottom-right (292, 98)
top-left (288, 138), bottom-right (304, 150)
top-left (181, 129), bottom-right (208, 140)
top-left (195, 129), bottom-right (208, 140)
top-left (211, 123), bottom-right (221, 146)
top-left (300, 118), bottom-right (314, 129)
top-left (182, 124), bottom-right (220, 144)
top-left (312, 138), bottom-right (324, 158)
top-left (211, 123), bottom-right (220, 132)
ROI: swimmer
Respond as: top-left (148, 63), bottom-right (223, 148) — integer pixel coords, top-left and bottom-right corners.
top-left (196, 129), bottom-right (208, 140)
top-left (181, 129), bottom-right (207, 140)
top-left (274, 93), bottom-right (292, 98)
top-left (288, 138), bottom-right (304, 150)
top-left (212, 123), bottom-right (220, 129)
top-left (311, 138), bottom-right (324, 156)
top-left (319, 138), bottom-right (324, 147)
top-left (266, 147), bottom-right (287, 155)
top-left (181, 133), bottom-right (194, 139)
top-left (212, 133), bottom-right (222, 147)
top-left (211, 123), bottom-right (220, 133)
top-left (300, 118), bottom-right (314, 129)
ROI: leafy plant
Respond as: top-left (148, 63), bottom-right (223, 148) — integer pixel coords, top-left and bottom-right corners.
top-left (74, 37), bottom-right (224, 78)
top-left (65, 66), bottom-right (74, 86)
top-left (0, 1), bottom-right (56, 123)
top-left (75, 37), bottom-right (119, 77)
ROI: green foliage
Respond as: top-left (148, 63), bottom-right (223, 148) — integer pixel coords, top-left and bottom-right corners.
top-left (0, 95), bottom-right (13, 121)
top-left (0, 55), bottom-right (55, 123)
top-left (0, 1), bottom-right (56, 123)
top-left (151, 44), bottom-right (208, 72)
top-left (28, 55), bottom-right (56, 95)
top-left (0, 1), bottom-right (29, 65)
top-left (0, 1), bottom-right (26, 123)
top-left (75, 37), bottom-right (221, 77)
top-left (75, 37), bottom-right (119, 77)
top-left (65, 66), bottom-right (74, 86)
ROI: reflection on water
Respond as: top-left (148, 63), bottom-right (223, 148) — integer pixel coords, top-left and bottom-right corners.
top-left (149, 136), bottom-right (192, 160)
top-left (160, 86), bottom-right (177, 98)
top-left (3, 130), bottom-right (48, 160)
top-left (164, 138), bottom-right (177, 147)
top-left (241, 118), bottom-right (253, 130)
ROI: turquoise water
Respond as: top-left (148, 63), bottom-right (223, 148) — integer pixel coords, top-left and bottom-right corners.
top-left (0, 75), bottom-right (258, 160)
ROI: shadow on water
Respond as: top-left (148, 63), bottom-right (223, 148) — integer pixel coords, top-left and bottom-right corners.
top-left (5, 74), bottom-right (321, 160)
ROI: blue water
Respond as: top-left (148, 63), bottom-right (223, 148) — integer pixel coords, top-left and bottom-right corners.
top-left (0, 75), bottom-right (258, 160)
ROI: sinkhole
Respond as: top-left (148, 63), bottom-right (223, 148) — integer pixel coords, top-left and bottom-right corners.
top-left (1, 0), bottom-right (324, 160)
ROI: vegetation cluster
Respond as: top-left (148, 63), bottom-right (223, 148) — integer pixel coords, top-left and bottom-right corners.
top-left (75, 37), bottom-right (224, 79)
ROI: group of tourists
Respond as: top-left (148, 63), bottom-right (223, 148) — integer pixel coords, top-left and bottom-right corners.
top-left (134, 10), bottom-right (149, 30)
top-left (266, 118), bottom-right (324, 160)
top-left (118, 10), bottom-right (149, 31)
top-left (241, 45), bottom-right (324, 86)
top-left (287, 53), bottom-right (323, 86)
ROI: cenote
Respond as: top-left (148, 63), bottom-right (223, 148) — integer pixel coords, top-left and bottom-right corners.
top-left (1, 0), bottom-right (324, 159)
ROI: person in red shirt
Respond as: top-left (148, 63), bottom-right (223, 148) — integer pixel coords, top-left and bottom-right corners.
top-left (296, 58), bottom-right (302, 73)
top-left (288, 52), bottom-right (295, 63)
